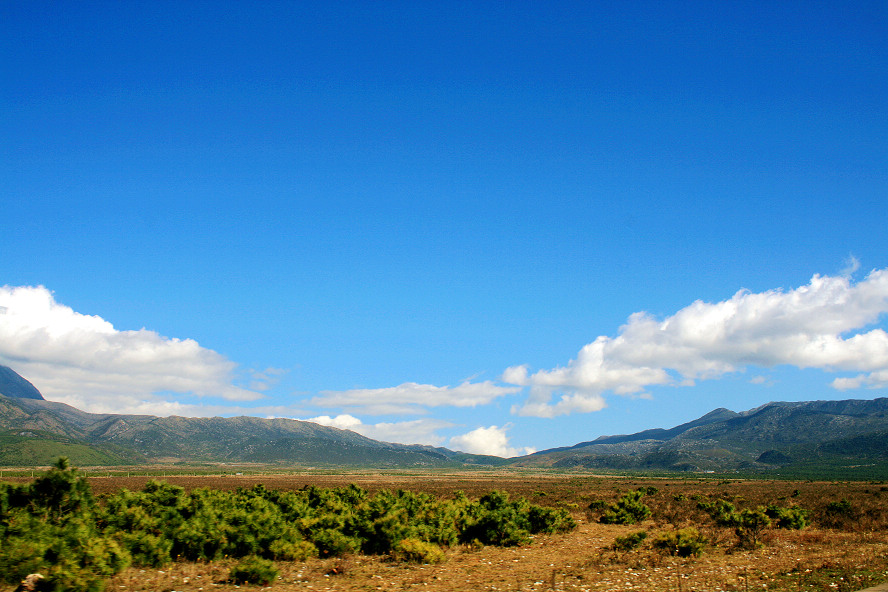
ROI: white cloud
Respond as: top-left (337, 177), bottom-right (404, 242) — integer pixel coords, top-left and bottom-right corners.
top-left (841, 254), bottom-right (861, 278)
top-left (832, 369), bottom-right (888, 391)
top-left (0, 285), bottom-right (261, 411)
top-left (311, 380), bottom-right (521, 415)
top-left (505, 269), bottom-right (888, 417)
top-left (301, 414), bottom-right (454, 446)
top-left (248, 367), bottom-right (289, 392)
top-left (448, 425), bottom-right (535, 458)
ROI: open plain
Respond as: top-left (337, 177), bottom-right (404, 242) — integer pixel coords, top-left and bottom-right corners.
top-left (15, 469), bottom-right (884, 592)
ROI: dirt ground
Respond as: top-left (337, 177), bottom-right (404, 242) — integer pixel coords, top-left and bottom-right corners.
top-left (17, 471), bottom-right (888, 592)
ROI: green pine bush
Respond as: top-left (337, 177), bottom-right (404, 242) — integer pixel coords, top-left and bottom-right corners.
top-left (391, 538), bottom-right (447, 564)
top-left (613, 530), bottom-right (648, 552)
top-left (229, 556), bottom-right (279, 586)
top-left (600, 490), bottom-right (652, 525)
top-left (652, 527), bottom-right (706, 557)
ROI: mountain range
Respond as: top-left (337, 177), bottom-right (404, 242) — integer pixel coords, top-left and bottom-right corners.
top-left (2, 365), bottom-right (887, 476)
top-left (514, 398), bottom-right (888, 476)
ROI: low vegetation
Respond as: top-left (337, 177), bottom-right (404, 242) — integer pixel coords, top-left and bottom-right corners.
top-left (0, 459), bottom-right (574, 590)
top-left (2, 462), bottom-right (888, 591)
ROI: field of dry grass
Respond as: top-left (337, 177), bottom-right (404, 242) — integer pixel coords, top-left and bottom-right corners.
top-left (14, 470), bottom-right (888, 592)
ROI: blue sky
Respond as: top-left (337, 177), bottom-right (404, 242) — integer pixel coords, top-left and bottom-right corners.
top-left (1, 1), bottom-right (887, 456)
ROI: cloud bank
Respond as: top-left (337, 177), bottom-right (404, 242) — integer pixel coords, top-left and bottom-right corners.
top-left (311, 381), bottom-right (521, 415)
top-left (301, 415), bottom-right (534, 456)
top-left (0, 285), bottom-right (260, 411)
top-left (448, 424), bottom-right (536, 458)
top-left (301, 414), bottom-right (455, 446)
top-left (505, 269), bottom-right (888, 417)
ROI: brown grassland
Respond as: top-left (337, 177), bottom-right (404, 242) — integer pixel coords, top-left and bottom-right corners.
top-left (10, 470), bottom-right (888, 592)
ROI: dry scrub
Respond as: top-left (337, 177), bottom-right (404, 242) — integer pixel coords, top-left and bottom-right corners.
top-left (8, 470), bottom-right (888, 591)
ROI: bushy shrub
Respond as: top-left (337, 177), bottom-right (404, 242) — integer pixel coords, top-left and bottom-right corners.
top-left (613, 530), bottom-right (648, 552)
top-left (699, 498), bottom-right (806, 547)
top-left (652, 527), bottom-right (706, 557)
top-left (698, 499), bottom-right (737, 526)
top-left (587, 499), bottom-right (607, 511)
top-left (268, 538), bottom-right (317, 561)
top-left (733, 507), bottom-right (772, 549)
top-left (229, 556), bottom-right (279, 585)
top-left (826, 499), bottom-right (853, 516)
top-left (460, 491), bottom-right (532, 546)
top-left (600, 490), bottom-right (651, 525)
top-left (114, 532), bottom-right (171, 567)
top-left (26, 458), bottom-right (93, 521)
top-left (391, 538), bottom-right (446, 564)
top-left (765, 505), bottom-right (810, 529)
top-left (821, 498), bottom-right (857, 528)
top-left (2, 460), bottom-right (581, 590)
top-left (310, 528), bottom-right (361, 557)
top-left (527, 504), bottom-right (575, 534)
top-left (0, 459), bottom-right (131, 591)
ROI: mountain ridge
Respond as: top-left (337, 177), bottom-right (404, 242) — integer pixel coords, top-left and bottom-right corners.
top-left (517, 397), bottom-right (888, 476)
top-left (1, 364), bottom-right (888, 476)
top-left (0, 394), bottom-right (496, 467)
top-left (0, 365), bottom-right (44, 400)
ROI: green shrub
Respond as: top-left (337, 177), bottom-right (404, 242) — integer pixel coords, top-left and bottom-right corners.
top-left (28, 457), bottom-right (95, 524)
top-left (0, 459), bottom-right (131, 591)
top-left (821, 498), bottom-right (857, 528)
top-left (600, 490), bottom-right (651, 525)
top-left (459, 491), bottom-right (527, 546)
top-left (698, 499), bottom-right (737, 526)
top-left (3, 463), bottom-right (583, 591)
top-left (733, 507), bottom-right (771, 548)
top-left (456, 490), bottom-right (570, 547)
top-left (613, 530), bottom-right (648, 552)
top-left (652, 527), bottom-right (706, 557)
top-left (114, 532), bottom-right (172, 567)
top-left (229, 556), bottom-right (279, 586)
top-left (391, 538), bottom-right (447, 564)
top-left (527, 504), bottom-right (576, 534)
top-left (765, 505), bottom-right (810, 529)
top-left (310, 528), bottom-right (361, 557)
top-left (268, 538), bottom-right (317, 561)
top-left (826, 498), bottom-right (854, 517)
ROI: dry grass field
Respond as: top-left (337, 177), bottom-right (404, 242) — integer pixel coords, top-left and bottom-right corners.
top-left (11, 470), bottom-right (888, 592)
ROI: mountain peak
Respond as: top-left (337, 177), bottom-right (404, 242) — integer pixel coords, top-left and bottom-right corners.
top-left (0, 365), bottom-right (44, 400)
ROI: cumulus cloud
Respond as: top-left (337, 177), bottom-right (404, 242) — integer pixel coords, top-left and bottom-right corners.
top-left (248, 367), bottom-right (289, 392)
top-left (841, 254), bottom-right (861, 278)
top-left (832, 370), bottom-right (888, 391)
top-left (0, 285), bottom-right (261, 411)
top-left (311, 381), bottom-right (521, 415)
top-left (301, 414), bottom-right (454, 446)
top-left (448, 425), bottom-right (535, 458)
top-left (505, 269), bottom-right (888, 417)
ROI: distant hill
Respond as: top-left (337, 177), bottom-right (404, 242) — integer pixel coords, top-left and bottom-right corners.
top-left (514, 398), bottom-right (888, 477)
top-left (2, 364), bottom-right (887, 476)
top-left (0, 393), bottom-right (509, 468)
top-left (0, 365), bottom-right (44, 400)
top-left (0, 364), bottom-right (496, 467)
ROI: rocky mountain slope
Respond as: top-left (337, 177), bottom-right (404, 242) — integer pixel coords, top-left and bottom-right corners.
top-left (2, 364), bottom-right (887, 475)
top-left (0, 365), bottom-right (44, 400)
top-left (515, 398), bottom-right (888, 475)
top-left (0, 365), bottom-right (502, 467)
